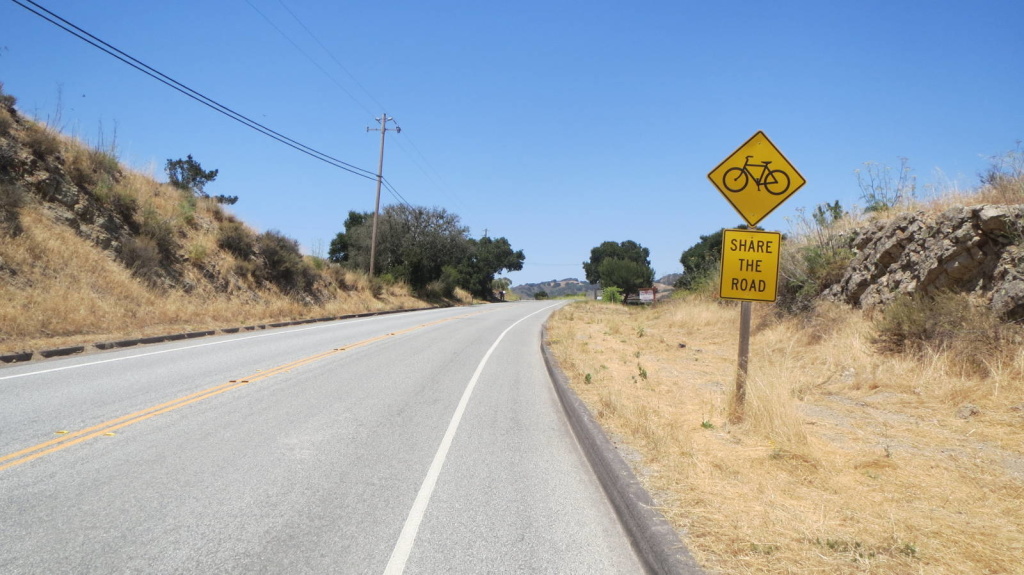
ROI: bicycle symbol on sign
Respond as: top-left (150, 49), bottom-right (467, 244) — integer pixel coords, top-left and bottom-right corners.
top-left (722, 155), bottom-right (791, 195)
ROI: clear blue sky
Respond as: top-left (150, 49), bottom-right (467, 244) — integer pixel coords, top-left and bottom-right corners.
top-left (2, 0), bottom-right (1022, 285)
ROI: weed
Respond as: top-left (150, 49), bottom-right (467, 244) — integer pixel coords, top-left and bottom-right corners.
top-left (749, 543), bottom-right (778, 555)
top-left (979, 142), bottom-right (1024, 203)
top-left (0, 82), bottom-right (16, 109)
top-left (636, 325), bottom-right (645, 338)
top-left (178, 194), bottom-right (197, 228)
top-left (701, 420), bottom-right (715, 429)
top-left (187, 242), bottom-right (207, 265)
top-left (119, 236), bottom-right (162, 281)
top-left (855, 157), bottom-right (916, 212)
top-left (584, 373), bottom-right (593, 385)
top-left (0, 182), bottom-right (27, 236)
top-left (24, 123), bottom-right (61, 160)
top-left (637, 363), bottom-right (648, 380)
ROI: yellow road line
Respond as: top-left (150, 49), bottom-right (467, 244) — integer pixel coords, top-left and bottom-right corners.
top-left (0, 312), bottom-right (480, 472)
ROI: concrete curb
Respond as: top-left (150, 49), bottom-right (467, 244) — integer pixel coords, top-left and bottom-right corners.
top-left (1, 306), bottom-right (439, 365)
top-left (541, 330), bottom-right (704, 575)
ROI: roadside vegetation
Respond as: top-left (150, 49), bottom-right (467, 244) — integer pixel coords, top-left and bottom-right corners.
top-left (0, 84), bottom-right (493, 353)
top-left (548, 148), bottom-right (1024, 574)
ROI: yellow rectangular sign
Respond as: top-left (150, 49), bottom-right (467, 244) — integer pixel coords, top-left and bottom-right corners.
top-left (719, 229), bottom-right (781, 302)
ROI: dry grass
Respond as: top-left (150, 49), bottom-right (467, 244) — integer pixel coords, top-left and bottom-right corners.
top-left (0, 201), bottom-right (425, 353)
top-left (547, 297), bottom-right (1024, 574)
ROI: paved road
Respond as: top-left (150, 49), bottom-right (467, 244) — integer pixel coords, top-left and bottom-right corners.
top-left (0, 302), bottom-right (643, 574)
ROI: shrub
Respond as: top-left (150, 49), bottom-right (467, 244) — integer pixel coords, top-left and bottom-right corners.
top-left (97, 184), bottom-right (139, 221)
top-left (254, 230), bottom-right (316, 293)
top-left (67, 146), bottom-right (120, 190)
top-left (874, 292), bottom-right (1015, 378)
top-left (0, 139), bottom-right (17, 172)
top-left (139, 204), bottom-right (177, 258)
top-left (535, 290), bottom-right (549, 300)
top-left (187, 242), bottom-right (208, 265)
top-left (777, 202), bottom-right (853, 314)
top-left (0, 83), bottom-right (16, 134)
top-left (0, 106), bottom-right (14, 136)
top-left (421, 279), bottom-right (450, 302)
top-left (217, 220), bottom-right (256, 259)
top-left (602, 286), bottom-right (623, 303)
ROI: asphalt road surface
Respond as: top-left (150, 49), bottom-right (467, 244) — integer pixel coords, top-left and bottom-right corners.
top-left (0, 301), bottom-right (644, 574)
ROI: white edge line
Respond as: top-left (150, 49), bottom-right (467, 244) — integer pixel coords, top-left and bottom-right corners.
top-left (0, 308), bottom-right (455, 382)
top-left (383, 302), bottom-right (560, 575)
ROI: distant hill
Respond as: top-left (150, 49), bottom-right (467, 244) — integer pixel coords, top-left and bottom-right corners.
top-left (656, 273), bottom-right (681, 287)
top-left (512, 278), bottom-right (596, 299)
top-left (513, 274), bottom-right (682, 299)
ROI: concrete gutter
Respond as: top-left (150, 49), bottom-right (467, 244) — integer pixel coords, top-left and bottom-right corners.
top-left (0, 306), bottom-right (438, 365)
top-left (542, 330), bottom-right (705, 575)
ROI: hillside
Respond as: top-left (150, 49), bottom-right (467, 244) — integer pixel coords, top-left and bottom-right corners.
top-left (0, 85), bottom-right (432, 354)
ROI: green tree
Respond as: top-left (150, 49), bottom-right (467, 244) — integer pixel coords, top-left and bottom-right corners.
top-left (676, 225), bottom-right (756, 291)
top-left (583, 240), bottom-right (651, 285)
top-left (165, 154), bottom-right (219, 197)
top-left (331, 204), bottom-right (524, 298)
top-left (676, 230), bottom-right (724, 290)
top-left (339, 204), bottom-right (471, 290)
top-left (456, 236), bottom-right (525, 299)
top-left (328, 211), bottom-right (369, 263)
top-left (597, 257), bottom-right (654, 302)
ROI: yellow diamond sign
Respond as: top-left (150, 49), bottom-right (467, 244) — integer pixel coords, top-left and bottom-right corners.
top-left (708, 131), bottom-right (806, 227)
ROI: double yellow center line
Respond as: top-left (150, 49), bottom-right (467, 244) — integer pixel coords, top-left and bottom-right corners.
top-left (0, 313), bottom-right (477, 472)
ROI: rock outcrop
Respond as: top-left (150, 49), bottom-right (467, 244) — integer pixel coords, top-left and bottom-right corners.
top-left (824, 205), bottom-right (1024, 321)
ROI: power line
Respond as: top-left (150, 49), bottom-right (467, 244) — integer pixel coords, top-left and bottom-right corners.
top-left (243, 0), bottom-right (374, 120)
top-left (242, 0), bottom-right (420, 208)
top-left (274, 0), bottom-right (388, 117)
top-left (381, 177), bottom-right (412, 207)
top-left (10, 0), bottom-right (379, 181)
top-left (265, 0), bottom-right (466, 210)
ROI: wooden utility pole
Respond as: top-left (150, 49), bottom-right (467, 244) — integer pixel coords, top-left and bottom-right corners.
top-left (366, 114), bottom-right (400, 277)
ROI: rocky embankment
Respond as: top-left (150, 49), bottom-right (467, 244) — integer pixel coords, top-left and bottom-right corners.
top-left (825, 205), bottom-right (1024, 321)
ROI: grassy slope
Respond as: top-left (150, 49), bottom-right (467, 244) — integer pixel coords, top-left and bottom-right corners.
top-left (547, 181), bottom-right (1024, 574)
top-left (0, 91), bottom-right (437, 354)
